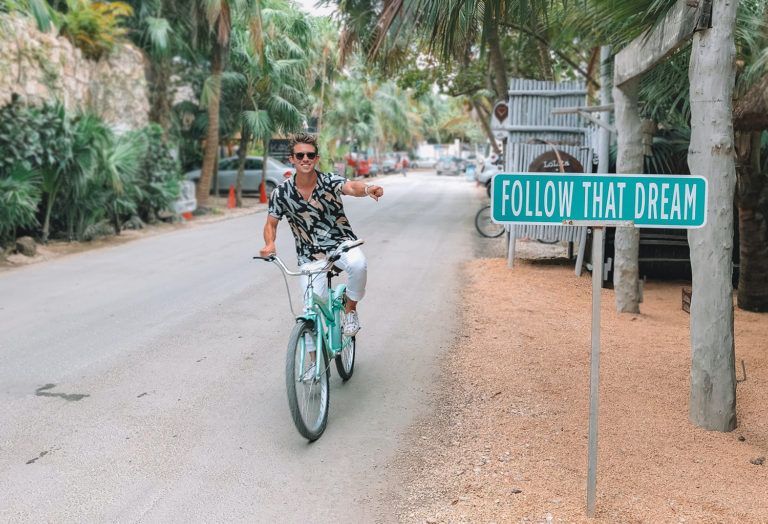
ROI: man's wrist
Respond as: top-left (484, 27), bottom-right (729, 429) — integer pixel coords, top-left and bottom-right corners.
top-left (364, 184), bottom-right (372, 196)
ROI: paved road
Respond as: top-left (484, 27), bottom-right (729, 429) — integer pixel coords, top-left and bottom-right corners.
top-left (0, 172), bottom-right (481, 523)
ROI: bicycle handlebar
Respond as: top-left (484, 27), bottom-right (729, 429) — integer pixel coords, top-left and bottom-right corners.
top-left (253, 239), bottom-right (365, 277)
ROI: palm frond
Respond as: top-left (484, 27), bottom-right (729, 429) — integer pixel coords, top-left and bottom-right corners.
top-left (143, 15), bottom-right (171, 54)
top-left (242, 109), bottom-right (272, 138)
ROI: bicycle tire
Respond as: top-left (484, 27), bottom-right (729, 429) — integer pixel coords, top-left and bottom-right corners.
top-left (537, 238), bottom-right (559, 244)
top-left (475, 205), bottom-right (505, 238)
top-left (285, 320), bottom-right (329, 441)
top-left (335, 335), bottom-right (355, 381)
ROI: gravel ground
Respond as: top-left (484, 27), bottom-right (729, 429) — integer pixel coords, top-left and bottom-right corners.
top-left (388, 239), bottom-right (767, 523)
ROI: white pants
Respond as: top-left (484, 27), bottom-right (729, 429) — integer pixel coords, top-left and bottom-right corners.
top-left (299, 247), bottom-right (367, 303)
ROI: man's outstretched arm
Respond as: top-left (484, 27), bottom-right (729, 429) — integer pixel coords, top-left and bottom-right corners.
top-left (260, 215), bottom-right (279, 257)
top-left (342, 181), bottom-right (384, 201)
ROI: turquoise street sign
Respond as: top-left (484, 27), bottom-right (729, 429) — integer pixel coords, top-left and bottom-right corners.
top-left (492, 173), bottom-right (707, 228)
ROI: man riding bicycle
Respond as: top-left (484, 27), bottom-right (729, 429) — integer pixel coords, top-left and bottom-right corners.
top-left (259, 133), bottom-right (384, 336)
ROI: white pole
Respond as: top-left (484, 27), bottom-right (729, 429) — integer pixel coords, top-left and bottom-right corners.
top-left (586, 226), bottom-right (604, 517)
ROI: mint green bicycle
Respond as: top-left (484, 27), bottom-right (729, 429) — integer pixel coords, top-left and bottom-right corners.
top-left (255, 239), bottom-right (361, 441)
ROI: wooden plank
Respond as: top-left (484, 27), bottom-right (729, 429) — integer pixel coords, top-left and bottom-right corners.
top-left (614, 0), bottom-right (709, 86)
top-left (682, 287), bottom-right (692, 314)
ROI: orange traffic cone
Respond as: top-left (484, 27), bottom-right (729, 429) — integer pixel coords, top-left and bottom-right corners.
top-left (259, 180), bottom-right (268, 204)
top-left (227, 184), bottom-right (236, 209)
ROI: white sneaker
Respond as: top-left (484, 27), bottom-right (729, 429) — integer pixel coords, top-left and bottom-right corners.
top-left (343, 310), bottom-right (361, 336)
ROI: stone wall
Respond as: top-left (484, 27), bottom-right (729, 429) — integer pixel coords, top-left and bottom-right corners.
top-left (0, 14), bottom-right (149, 132)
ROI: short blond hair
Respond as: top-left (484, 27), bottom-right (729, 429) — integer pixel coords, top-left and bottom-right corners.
top-left (290, 133), bottom-right (318, 155)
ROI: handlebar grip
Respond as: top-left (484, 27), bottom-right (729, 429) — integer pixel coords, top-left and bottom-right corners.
top-left (253, 255), bottom-right (275, 261)
top-left (341, 240), bottom-right (364, 252)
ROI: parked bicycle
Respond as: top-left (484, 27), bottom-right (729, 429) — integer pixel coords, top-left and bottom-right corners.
top-left (475, 205), bottom-right (505, 238)
top-left (474, 204), bottom-right (559, 243)
top-left (255, 239), bottom-right (361, 441)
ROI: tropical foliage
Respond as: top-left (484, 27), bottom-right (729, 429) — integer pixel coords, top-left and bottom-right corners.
top-left (0, 98), bottom-right (182, 245)
top-left (58, 0), bottom-right (133, 59)
top-left (0, 164), bottom-right (41, 244)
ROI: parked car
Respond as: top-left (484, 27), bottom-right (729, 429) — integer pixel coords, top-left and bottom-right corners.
top-left (185, 156), bottom-right (294, 195)
top-left (476, 157), bottom-right (503, 196)
top-left (410, 157), bottom-right (437, 169)
top-left (381, 157), bottom-right (397, 174)
top-left (172, 180), bottom-right (197, 215)
top-left (436, 156), bottom-right (463, 176)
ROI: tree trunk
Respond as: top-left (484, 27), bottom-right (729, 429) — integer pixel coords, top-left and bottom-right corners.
top-left (486, 17), bottom-right (508, 101)
top-left (612, 77), bottom-right (643, 313)
top-left (533, 16), bottom-right (554, 81)
top-left (586, 47), bottom-right (600, 101)
top-left (147, 56), bottom-right (172, 137)
top-left (42, 193), bottom-right (55, 244)
top-left (735, 131), bottom-right (768, 311)
top-left (262, 136), bottom-right (270, 198)
top-left (687, 0), bottom-right (738, 432)
top-left (196, 40), bottom-right (224, 207)
top-left (235, 126), bottom-right (250, 208)
top-left (472, 99), bottom-right (501, 156)
top-left (316, 49), bottom-right (328, 135)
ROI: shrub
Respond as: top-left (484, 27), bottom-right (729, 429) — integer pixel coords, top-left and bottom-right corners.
top-left (0, 164), bottom-right (42, 244)
top-left (133, 124), bottom-right (182, 223)
top-left (0, 96), bottom-right (73, 174)
top-left (58, 0), bottom-right (133, 60)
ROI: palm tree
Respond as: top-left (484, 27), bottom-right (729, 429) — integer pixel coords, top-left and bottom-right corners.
top-left (124, 0), bottom-right (180, 136)
top-left (373, 81), bottom-right (418, 151)
top-left (194, 0), bottom-right (233, 207)
top-left (304, 17), bottom-right (340, 137)
top-left (324, 74), bottom-right (377, 154)
top-left (226, 0), bottom-right (310, 205)
top-left (191, 0), bottom-right (263, 207)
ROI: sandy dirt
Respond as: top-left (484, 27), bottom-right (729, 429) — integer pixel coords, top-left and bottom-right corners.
top-left (0, 196), bottom-right (267, 272)
top-left (391, 249), bottom-right (767, 523)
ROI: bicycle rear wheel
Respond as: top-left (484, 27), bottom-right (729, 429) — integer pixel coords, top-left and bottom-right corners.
top-left (335, 335), bottom-right (355, 381)
top-left (286, 320), bottom-right (329, 441)
top-left (475, 205), bottom-right (505, 238)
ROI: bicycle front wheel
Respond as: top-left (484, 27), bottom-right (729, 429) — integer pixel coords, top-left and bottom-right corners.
top-left (335, 335), bottom-right (355, 381)
top-left (286, 320), bottom-right (329, 441)
top-left (475, 205), bottom-right (505, 238)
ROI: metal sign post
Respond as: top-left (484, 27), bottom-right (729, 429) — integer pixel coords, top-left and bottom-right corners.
top-left (586, 225), bottom-right (603, 517)
top-left (491, 171), bottom-right (707, 517)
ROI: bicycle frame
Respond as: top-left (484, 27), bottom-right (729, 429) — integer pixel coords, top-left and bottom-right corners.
top-left (296, 275), bottom-right (348, 381)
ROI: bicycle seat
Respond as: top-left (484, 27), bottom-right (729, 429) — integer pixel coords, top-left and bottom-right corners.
top-left (328, 265), bottom-right (343, 277)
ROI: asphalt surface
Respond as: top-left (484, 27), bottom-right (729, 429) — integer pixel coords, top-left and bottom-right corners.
top-left (0, 171), bottom-right (482, 523)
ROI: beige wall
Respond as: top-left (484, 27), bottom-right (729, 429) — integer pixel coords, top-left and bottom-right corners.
top-left (0, 14), bottom-right (149, 132)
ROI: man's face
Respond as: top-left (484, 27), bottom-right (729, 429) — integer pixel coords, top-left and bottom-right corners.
top-left (290, 143), bottom-right (319, 176)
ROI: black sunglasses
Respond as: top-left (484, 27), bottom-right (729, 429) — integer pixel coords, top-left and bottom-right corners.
top-left (293, 152), bottom-right (317, 160)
